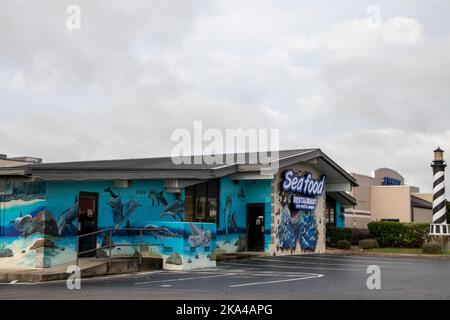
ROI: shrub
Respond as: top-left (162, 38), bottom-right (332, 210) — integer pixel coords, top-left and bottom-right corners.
top-left (359, 239), bottom-right (379, 250)
top-left (336, 240), bottom-right (352, 250)
top-left (368, 221), bottom-right (429, 248)
top-left (326, 227), bottom-right (352, 247)
top-left (351, 228), bottom-right (370, 245)
top-left (422, 242), bottom-right (442, 254)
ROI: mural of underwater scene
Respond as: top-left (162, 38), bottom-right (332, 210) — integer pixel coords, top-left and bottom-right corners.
top-left (0, 181), bottom-right (61, 269)
top-left (183, 222), bottom-right (216, 270)
top-left (276, 205), bottom-right (318, 253)
top-left (38, 180), bottom-right (185, 268)
top-left (1, 178), bottom-right (217, 270)
top-left (1, 193), bottom-right (81, 269)
top-left (216, 178), bottom-right (271, 254)
top-left (92, 221), bottom-right (216, 270)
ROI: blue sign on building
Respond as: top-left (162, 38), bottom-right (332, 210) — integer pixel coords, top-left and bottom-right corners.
top-left (383, 177), bottom-right (401, 186)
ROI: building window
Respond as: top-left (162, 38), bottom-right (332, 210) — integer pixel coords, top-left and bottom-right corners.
top-left (325, 196), bottom-right (336, 227)
top-left (184, 179), bottom-right (219, 223)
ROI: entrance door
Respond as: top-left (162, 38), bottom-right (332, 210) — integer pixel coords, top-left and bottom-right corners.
top-left (247, 204), bottom-right (265, 252)
top-left (77, 192), bottom-right (98, 258)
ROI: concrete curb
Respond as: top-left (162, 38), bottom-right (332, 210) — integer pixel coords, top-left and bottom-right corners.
top-left (325, 248), bottom-right (450, 260)
top-left (0, 258), bottom-right (163, 283)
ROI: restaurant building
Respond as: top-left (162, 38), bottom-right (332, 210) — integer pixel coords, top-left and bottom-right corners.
top-left (346, 168), bottom-right (433, 228)
top-left (0, 149), bottom-right (356, 271)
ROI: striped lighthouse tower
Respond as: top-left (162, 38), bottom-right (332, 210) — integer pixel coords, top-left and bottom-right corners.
top-left (430, 147), bottom-right (449, 235)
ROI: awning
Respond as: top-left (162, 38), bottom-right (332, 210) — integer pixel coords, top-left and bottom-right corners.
top-left (327, 191), bottom-right (357, 207)
top-left (411, 195), bottom-right (432, 210)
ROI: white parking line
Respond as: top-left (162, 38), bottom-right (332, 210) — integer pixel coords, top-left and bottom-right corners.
top-left (275, 255), bottom-right (412, 264)
top-left (134, 273), bottom-right (236, 285)
top-left (291, 255), bottom-right (415, 263)
top-left (220, 261), bottom-right (365, 271)
top-left (253, 258), bottom-right (393, 268)
top-left (229, 274), bottom-right (324, 288)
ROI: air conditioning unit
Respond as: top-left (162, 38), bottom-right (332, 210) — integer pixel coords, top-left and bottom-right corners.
top-left (113, 180), bottom-right (130, 188)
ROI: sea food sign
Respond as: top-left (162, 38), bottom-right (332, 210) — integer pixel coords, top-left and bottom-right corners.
top-left (282, 170), bottom-right (326, 210)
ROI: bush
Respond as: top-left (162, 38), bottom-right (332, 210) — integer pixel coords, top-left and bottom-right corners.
top-left (336, 240), bottom-right (352, 250)
top-left (422, 242), bottom-right (442, 254)
top-left (368, 222), bottom-right (429, 248)
top-left (359, 239), bottom-right (379, 250)
top-left (326, 227), bottom-right (352, 247)
top-left (351, 228), bottom-right (370, 245)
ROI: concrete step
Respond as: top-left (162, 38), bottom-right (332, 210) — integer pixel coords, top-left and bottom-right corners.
top-left (216, 252), bottom-right (267, 262)
top-left (0, 257), bottom-right (163, 283)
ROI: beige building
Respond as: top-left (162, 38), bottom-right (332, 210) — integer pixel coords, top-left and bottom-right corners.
top-left (346, 168), bottom-right (432, 228)
top-left (0, 154), bottom-right (42, 167)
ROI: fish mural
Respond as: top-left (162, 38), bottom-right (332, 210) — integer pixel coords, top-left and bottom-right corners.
top-left (143, 224), bottom-right (178, 239)
top-left (229, 212), bottom-right (238, 233)
top-left (223, 196), bottom-right (232, 244)
top-left (277, 205), bottom-right (298, 250)
top-left (1, 179), bottom-right (217, 270)
top-left (237, 186), bottom-right (246, 202)
top-left (148, 189), bottom-right (168, 207)
top-left (56, 195), bottom-right (79, 236)
top-left (160, 200), bottom-right (184, 221)
top-left (104, 187), bottom-right (142, 230)
top-left (299, 212), bottom-right (318, 251)
top-left (188, 223), bottom-right (211, 248)
top-left (10, 210), bottom-right (59, 238)
top-left (10, 213), bottom-right (33, 237)
top-left (277, 204), bottom-right (318, 252)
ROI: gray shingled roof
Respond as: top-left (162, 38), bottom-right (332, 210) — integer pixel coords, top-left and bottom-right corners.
top-left (0, 149), bottom-right (357, 185)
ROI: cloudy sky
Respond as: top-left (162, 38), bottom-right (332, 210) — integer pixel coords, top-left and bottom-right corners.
top-left (1, 0), bottom-right (450, 192)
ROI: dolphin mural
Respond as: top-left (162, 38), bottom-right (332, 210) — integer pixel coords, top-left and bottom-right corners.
top-left (148, 189), bottom-right (168, 207)
top-left (160, 200), bottom-right (184, 221)
top-left (143, 224), bottom-right (178, 239)
top-left (104, 187), bottom-right (142, 230)
top-left (56, 195), bottom-right (79, 236)
top-left (188, 223), bottom-right (211, 248)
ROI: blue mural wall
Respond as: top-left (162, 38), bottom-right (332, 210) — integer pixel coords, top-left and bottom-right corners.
top-left (0, 181), bottom-right (49, 269)
top-left (335, 200), bottom-right (345, 229)
top-left (0, 179), bottom-right (216, 270)
top-left (216, 177), bottom-right (272, 254)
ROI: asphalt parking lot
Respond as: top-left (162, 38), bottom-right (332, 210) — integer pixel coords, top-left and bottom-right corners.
top-left (1, 254), bottom-right (449, 300)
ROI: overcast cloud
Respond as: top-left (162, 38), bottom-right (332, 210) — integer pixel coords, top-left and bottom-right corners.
top-left (1, 0), bottom-right (450, 192)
